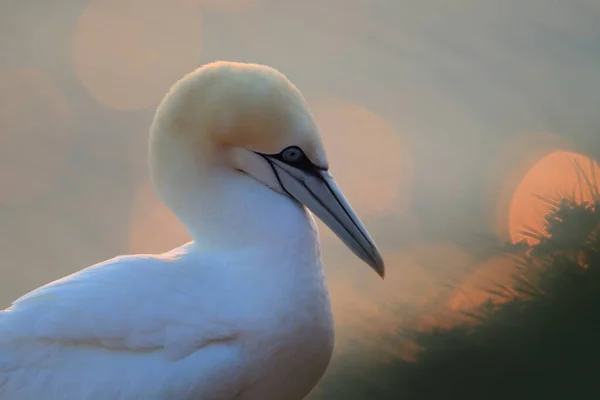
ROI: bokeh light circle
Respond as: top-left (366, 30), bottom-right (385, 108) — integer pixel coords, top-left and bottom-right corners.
top-left (485, 132), bottom-right (575, 242)
top-left (128, 180), bottom-right (191, 254)
top-left (507, 151), bottom-right (600, 245)
top-left (309, 97), bottom-right (413, 220)
top-left (72, 0), bottom-right (203, 111)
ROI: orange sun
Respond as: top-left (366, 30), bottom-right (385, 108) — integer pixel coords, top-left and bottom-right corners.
top-left (507, 151), bottom-right (599, 245)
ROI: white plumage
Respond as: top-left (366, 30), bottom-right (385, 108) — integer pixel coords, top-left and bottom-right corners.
top-left (0, 61), bottom-right (383, 399)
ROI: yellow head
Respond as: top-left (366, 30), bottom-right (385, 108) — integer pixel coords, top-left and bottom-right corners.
top-left (149, 61), bottom-right (384, 277)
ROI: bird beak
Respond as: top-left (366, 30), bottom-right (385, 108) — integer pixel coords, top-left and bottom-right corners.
top-left (266, 158), bottom-right (385, 278)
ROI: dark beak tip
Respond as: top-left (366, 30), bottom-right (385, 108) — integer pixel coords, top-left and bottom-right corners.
top-left (368, 259), bottom-right (385, 280)
top-left (369, 252), bottom-right (385, 280)
top-left (375, 264), bottom-right (385, 280)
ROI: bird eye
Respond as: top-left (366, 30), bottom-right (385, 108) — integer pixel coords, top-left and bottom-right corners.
top-left (282, 146), bottom-right (303, 163)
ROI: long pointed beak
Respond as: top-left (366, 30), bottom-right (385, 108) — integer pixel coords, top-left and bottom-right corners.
top-left (266, 158), bottom-right (385, 278)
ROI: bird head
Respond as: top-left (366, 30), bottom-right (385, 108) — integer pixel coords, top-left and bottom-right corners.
top-left (149, 61), bottom-right (384, 278)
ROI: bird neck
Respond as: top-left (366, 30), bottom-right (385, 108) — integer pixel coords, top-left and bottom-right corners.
top-left (190, 167), bottom-right (320, 253)
top-left (151, 140), bottom-right (320, 255)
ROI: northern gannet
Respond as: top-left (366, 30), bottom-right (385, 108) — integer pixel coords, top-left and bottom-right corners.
top-left (0, 61), bottom-right (384, 399)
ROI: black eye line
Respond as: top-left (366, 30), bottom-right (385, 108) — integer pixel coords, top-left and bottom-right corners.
top-left (258, 146), bottom-right (326, 175)
top-left (258, 154), bottom-right (294, 198)
top-left (269, 159), bottom-right (373, 261)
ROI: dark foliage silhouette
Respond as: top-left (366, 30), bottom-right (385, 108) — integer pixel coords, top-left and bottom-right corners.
top-left (315, 192), bottom-right (600, 399)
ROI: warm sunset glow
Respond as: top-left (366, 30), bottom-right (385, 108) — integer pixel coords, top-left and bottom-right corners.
top-left (309, 97), bottom-right (413, 219)
top-left (485, 132), bottom-right (575, 242)
top-left (326, 241), bottom-right (475, 358)
top-left (508, 151), bottom-right (600, 245)
top-left (327, 249), bottom-right (433, 362)
top-left (72, 0), bottom-right (203, 111)
top-left (407, 243), bottom-right (479, 331)
top-left (0, 68), bottom-right (73, 205)
top-left (3, 3), bottom-right (600, 396)
top-left (128, 180), bottom-right (191, 254)
top-left (447, 255), bottom-right (518, 313)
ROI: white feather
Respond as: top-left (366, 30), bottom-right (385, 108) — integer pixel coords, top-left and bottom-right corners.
top-left (0, 179), bottom-right (334, 398)
top-left (0, 62), bottom-right (358, 399)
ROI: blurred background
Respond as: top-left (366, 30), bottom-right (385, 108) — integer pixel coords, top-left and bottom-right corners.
top-left (1, 1), bottom-right (600, 398)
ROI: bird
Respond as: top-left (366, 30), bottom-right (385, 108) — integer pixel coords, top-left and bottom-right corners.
top-left (0, 61), bottom-right (384, 399)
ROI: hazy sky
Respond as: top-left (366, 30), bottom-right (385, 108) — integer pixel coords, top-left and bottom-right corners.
top-left (1, 0), bottom-right (599, 391)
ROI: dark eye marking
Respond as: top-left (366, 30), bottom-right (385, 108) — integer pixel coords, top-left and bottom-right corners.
top-left (277, 146), bottom-right (319, 172)
top-left (258, 146), bottom-right (326, 175)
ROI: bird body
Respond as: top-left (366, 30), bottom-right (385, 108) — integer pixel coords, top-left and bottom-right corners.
top-left (0, 61), bottom-right (383, 399)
